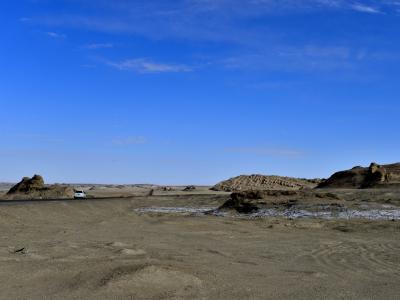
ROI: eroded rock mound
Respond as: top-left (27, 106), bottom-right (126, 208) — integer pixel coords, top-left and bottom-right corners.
top-left (211, 174), bottom-right (319, 192)
top-left (318, 162), bottom-right (400, 189)
top-left (7, 175), bottom-right (45, 194)
top-left (160, 186), bottom-right (173, 192)
top-left (219, 191), bottom-right (263, 213)
top-left (183, 185), bottom-right (196, 191)
top-left (217, 190), bottom-right (343, 214)
top-left (6, 175), bottom-right (74, 200)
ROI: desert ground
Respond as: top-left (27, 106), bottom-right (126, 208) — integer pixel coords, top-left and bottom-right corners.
top-left (0, 188), bottom-right (399, 299)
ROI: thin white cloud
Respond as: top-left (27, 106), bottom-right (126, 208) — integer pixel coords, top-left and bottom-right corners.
top-left (350, 3), bottom-right (382, 14)
top-left (45, 31), bottom-right (66, 39)
top-left (108, 58), bottom-right (192, 73)
top-left (222, 45), bottom-right (354, 73)
top-left (21, 1), bottom-right (398, 76)
top-left (81, 64), bottom-right (96, 68)
top-left (279, 45), bottom-right (351, 59)
top-left (25, 1), bottom-right (398, 45)
top-left (112, 136), bottom-right (147, 146)
top-left (19, 17), bottom-right (32, 22)
top-left (13, 133), bottom-right (65, 144)
top-left (225, 147), bottom-right (304, 158)
top-left (83, 43), bottom-right (114, 49)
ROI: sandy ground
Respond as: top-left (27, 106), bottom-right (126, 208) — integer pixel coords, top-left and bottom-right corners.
top-left (0, 194), bottom-right (399, 299)
top-left (0, 184), bottom-right (222, 199)
top-left (85, 185), bottom-right (222, 198)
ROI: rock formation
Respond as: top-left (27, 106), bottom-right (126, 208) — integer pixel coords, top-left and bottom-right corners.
top-left (6, 175), bottom-right (74, 200)
top-left (317, 162), bottom-right (400, 189)
top-left (211, 174), bottom-right (319, 192)
top-left (216, 190), bottom-right (343, 214)
top-left (7, 175), bottom-right (45, 194)
top-left (183, 185), bottom-right (196, 191)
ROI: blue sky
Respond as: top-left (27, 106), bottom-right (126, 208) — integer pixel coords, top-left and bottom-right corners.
top-left (1, 0), bottom-right (399, 184)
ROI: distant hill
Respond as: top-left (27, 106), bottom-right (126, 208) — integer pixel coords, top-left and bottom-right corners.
top-left (211, 174), bottom-right (321, 192)
top-left (0, 183), bottom-right (14, 192)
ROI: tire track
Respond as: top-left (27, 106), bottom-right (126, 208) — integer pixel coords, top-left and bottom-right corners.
top-left (302, 241), bottom-right (400, 278)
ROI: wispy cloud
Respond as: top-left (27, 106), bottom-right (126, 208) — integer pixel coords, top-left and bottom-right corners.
top-left (45, 31), bottom-right (66, 39)
top-left (112, 136), bottom-right (147, 146)
top-left (221, 45), bottom-right (355, 73)
top-left (22, 1), bottom-right (400, 76)
top-left (350, 3), bottom-right (382, 14)
top-left (25, 1), bottom-right (399, 47)
top-left (225, 147), bottom-right (304, 158)
top-left (108, 58), bottom-right (192, 73)
top-left (19, 17), bottom-right (31, 22)
top-left (83, 43), bottom-right (114, 50)
top-left (12, 133), bottom-right (65, 144)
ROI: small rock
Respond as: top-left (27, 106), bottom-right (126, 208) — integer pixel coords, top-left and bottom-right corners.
top-left (183, 185), bottom-right (196, 191)
top-left (14, 247), bottom-right (26, 254)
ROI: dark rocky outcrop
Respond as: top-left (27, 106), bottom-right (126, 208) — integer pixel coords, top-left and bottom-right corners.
top-left (219, 191), bottom-right (263, 213)
top-left (183, 185), bottom-right (196, 191)
top-left (217, 190), bottom-right (344, 214)
top-left (161, 186), bottom-right (173, 191)
top-left (317, 162), bottom-right (400, 189)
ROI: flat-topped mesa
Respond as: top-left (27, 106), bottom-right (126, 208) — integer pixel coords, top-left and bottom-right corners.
top-left (317, 162), bottom-right (400, 189)
top-left (211, 174), bottom-right (320, 192)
